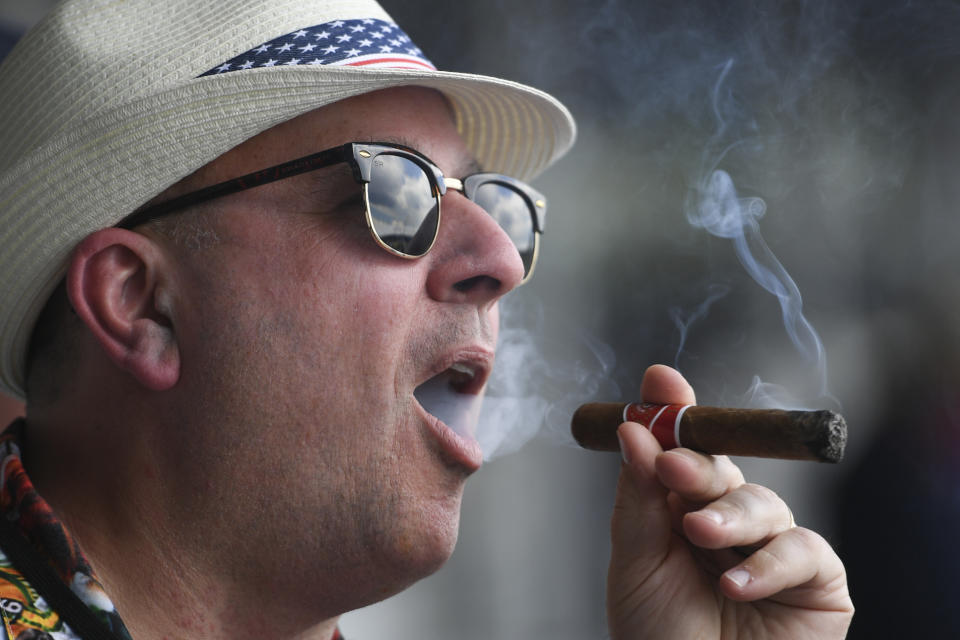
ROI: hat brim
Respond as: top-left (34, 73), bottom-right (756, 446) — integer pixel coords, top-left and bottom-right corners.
top-left (0, 64), bottom-right (576, 398)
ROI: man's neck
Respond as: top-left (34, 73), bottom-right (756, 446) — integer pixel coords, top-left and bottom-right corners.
top-left (23, 409), bottom-right (345, 640)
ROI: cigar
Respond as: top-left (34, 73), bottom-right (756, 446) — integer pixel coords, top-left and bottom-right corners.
top-left (571, 403), bottom-right (847, 463)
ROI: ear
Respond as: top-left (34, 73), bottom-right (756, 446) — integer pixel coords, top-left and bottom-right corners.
top-left (66, 228), bottom-right (180, 391)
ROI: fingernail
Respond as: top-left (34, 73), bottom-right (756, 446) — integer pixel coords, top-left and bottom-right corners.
top-left (617, 430), bottom-right (632, 465)
top-left (698, 509), bottom-right (724, 526)
top-left (725, 567), bottom-right (751, 588)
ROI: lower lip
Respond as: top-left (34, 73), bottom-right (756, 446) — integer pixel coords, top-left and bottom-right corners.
top-left (416, 401), bottom-right (484, 472)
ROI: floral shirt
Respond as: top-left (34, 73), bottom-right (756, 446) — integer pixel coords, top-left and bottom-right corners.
top-left (0, 419), bottom-right (128, 640)
top-left (0, 420), bottom-right (343, 640)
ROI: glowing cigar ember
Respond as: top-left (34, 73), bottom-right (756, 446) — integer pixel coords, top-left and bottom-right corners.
top-left (571, 403), bottom-right (847, 463)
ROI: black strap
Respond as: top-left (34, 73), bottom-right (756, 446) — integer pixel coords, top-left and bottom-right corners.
top-left (0, 515), bottom-right (125, 640)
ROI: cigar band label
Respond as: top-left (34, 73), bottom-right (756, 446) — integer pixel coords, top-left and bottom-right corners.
top-left (624, 403), bottom-right (692, 449)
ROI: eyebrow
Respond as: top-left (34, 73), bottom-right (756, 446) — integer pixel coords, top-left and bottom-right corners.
top-left (459, 156), bottom-right (484, 177)
top-left (299, 161), bottom-right (355, 202)
top-left (368, 135), bottom-right (484, 177)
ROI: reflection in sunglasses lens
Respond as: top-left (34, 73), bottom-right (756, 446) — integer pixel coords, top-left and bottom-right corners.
top-left (473, 182), bottom-right (535, 276)
top-left (367, 154), bottom-right (438, 256)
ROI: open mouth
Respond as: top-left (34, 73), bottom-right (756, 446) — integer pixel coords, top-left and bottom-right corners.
top-left (414, 361), bottom-right (486, 441)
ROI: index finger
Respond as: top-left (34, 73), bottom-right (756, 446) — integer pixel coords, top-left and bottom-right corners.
top-left (655, 449), bottom-right (745, 502)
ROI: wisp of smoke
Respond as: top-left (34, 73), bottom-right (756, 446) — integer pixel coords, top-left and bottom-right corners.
top-left (476, 297), bottom-right (621, 461)
top-left (670, 283), bottom-right (731, 370)
top-left (414, 296), bottom-right (621, 461)
top-left (685, 60), bottom-right (833, 409)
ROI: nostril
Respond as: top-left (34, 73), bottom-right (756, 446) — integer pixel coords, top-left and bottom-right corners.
top-left (453, 275), bottom-right (500, 294)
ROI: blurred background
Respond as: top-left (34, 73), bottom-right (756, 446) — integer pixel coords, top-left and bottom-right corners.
top-left (3, 0), bottom-right (959, 637)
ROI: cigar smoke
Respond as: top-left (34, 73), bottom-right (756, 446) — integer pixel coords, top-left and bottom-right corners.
top-left (670, 283), bottom-right (730, 371)
top-left (476, 299), bottom-right (621, 460)
top-left (682, 59), bottom-right (835, 410)
top-left (416, 297), bottom-right (621, 462)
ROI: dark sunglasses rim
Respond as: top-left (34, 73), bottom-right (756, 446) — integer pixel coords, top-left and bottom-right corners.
top-left (117, 141), bottom-right (546, 280)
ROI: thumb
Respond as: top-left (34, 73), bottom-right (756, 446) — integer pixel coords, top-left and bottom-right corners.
top-left (609, 422), bottom-right (672, 571)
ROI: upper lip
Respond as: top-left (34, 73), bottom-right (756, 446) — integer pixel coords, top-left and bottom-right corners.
top-left (417, 346), bottom-right (494, 396)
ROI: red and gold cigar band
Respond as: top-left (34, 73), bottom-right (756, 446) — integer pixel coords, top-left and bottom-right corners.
top-left (624, 402), bottom-right (693, 450)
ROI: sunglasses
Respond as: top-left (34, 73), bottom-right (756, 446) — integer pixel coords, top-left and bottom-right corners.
top-left (121, 142), bottom-right (546, 284)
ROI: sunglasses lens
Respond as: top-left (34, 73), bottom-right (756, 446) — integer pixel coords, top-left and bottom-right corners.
top-left (366, 153), bottom-right (439, 256)
top-left (472, 182), bottom-right (536, 277)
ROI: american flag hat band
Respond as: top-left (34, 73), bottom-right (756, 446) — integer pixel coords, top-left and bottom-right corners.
top-left (0, 0), bottom-right (576, 399)
top-left (199, 18), bottom-right (438, 75)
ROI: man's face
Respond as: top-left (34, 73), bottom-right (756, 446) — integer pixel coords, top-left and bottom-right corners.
top-left (152, 87), bottom-right (527, 611)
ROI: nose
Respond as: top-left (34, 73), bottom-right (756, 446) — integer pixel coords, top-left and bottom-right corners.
top-left (424, 186), bottom-right (526, 307)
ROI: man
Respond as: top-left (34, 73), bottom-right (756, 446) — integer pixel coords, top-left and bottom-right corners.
top-left (0, 1), bottom-right (853, 638)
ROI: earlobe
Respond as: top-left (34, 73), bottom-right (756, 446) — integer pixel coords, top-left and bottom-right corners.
top-left (67, 229), bottom-right (180, 391)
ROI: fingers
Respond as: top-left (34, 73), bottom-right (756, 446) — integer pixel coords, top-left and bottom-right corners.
top-left (664, 460), bottom-right (850, 613)
top-left (720, 526), bottom-right (851, 610)
top-left (655, 448), bottom-right (745, 503)
top-left (682, 482), bottom-right (794, 549)
top-left (610, 363), bottom-right (699, 580)
top-left (610, 422), bottom-right (670, 557)
top-left (615, 364), bottom-right (852, 627)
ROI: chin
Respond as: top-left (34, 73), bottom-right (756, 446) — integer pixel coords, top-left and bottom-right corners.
top-left (373, 494), bottom-right (464, 593)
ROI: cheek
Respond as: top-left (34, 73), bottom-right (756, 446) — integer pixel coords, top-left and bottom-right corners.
top-left (338, 258), bottom-right (425, 330)
top-left (344, 272), bottom-right (423, 382)
top-left (291, 260), bottom-right (425, 393)
top-left (189, 227), bottom-right (428, 419)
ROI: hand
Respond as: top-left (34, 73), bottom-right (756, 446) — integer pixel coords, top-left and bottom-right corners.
top-left (606, 365), bottom-right (853, 639)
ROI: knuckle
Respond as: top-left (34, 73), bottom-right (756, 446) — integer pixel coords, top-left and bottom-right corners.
top-left (750, 544), bottom-right (790, 574)
top-left (738, 482), bottom-right (780, 505)
top-left (789, 525), bottom-right (827, 551)
top-left (706, 455), bottom-right (744, 494)
top-left (740, 482), bottom-right (782, 502)
top-left (760, 527), bottom-right (826, 568)
top-left (730, 482), bottom-right (786, 512)
top-left (716, 455), bottom-right (745, 483)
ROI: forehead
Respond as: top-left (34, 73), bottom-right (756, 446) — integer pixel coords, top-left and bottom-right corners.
top-left (200, 86), bottom-right (474, 183)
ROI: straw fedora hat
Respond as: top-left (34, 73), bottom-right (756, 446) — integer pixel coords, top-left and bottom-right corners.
top-left (0, 0), bottom-right (576, 399)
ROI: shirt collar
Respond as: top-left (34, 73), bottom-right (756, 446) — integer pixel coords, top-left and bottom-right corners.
top-left (0, 419), bottom-right (132, 639)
